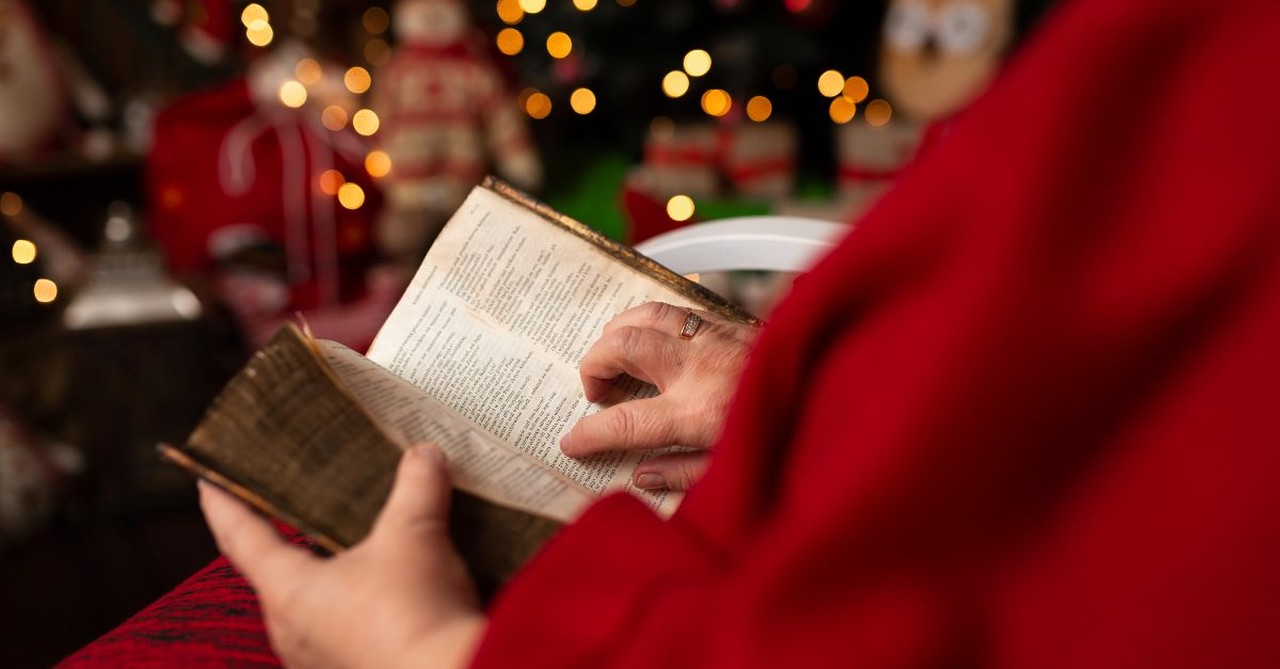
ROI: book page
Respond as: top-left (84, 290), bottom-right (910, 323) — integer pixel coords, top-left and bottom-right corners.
top-left (368, 187), bottom-right (712, 516)
top-left (314, 338), bottom-right (592, 523)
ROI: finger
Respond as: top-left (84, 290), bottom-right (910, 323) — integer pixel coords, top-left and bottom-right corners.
top-left (579, 326), bottom-right (687, 402)
top-left (560, 396), bottom-right (685, 456)
top-left (604, 302), bottom-right (720, 338)
top-left (369, 445), bottom-right (454, 543)
top-left (199, 481), bottom-right (315, 589)
top-left (632, 451), bottom-right (710, 492)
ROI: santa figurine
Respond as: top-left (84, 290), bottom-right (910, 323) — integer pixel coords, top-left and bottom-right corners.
top-left (371, 0), bottom-right (542, 264)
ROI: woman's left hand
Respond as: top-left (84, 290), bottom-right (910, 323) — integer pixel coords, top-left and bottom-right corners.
top-left (200, 445), bottom-right (484, 669)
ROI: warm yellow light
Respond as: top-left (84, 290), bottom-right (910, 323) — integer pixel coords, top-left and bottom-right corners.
top-left (818, 69), bottom-right (845, 98)
top-left (496, 28), bottom-right (524, 55)
top-left (662, 71), bottom-right (690, 98)
top-left (865, 99), bottom-right (893, 127)
top-left (352, 109), bottom-right (380, 136)
top-left (246, 19), bottom-right (274, 47)
top-left (573, 0), bottom-right (598, 9)
top-left (337, 183), bottom-right (366, 210)
top-left (241, 3), bottom-right (269, 27)
top-left (365, 150), bottom-right (392, 178)
top-left (683, 49), bottom-right (712, 77)
top-left (11, 239), bottom-right (36, 265)
top-left (746, 95), bottom-right (772, 122)
top-left (496, 0), bottom-right (524, 24)
top-left (843, 76), bottom-right (869, 103)
top-left (546, 32), bottom-right (572, 59)
top-left (0, 192), bottom-right (21, 217)
top-left (344, 67), bottom-right (372, 95)
top-left (33, 279), bottom-right (57, 303)
top-left (570, 88), bottom-right (597, 114)
top-left (666, 195), bottom-right (695, 222)
top-left (518, 0), bottom-right (546, 14)
top-left (365, 39), bottom-right (392, 66)
top-left (525, 92), bottom-right (552, 119)
top-left (295, 58), bottom-right (322, 85)
top-left (829, 97), bottom-right (856, 124)
top-left (701, 89), bottom-right (732, 117)
top-left (279, 80), bottom-right (307, 108)
top-left (318, 170), bottom-right (345, 195)
top-left (362, 7), bottom-right (390, 35)
top-left (321, 105), bottom-right (349, 131)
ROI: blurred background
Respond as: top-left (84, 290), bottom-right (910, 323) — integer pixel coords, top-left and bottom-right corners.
top-left (0, 0), bottom-right (1052, 664)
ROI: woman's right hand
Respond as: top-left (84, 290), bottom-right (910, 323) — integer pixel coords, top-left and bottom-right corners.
top-left (559, 302), bottom-right (759, 492)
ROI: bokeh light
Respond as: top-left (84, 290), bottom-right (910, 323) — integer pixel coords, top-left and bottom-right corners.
top-left (365, 39), bottom-right (392, 66)
top-left (547, 32), bottom-right (573, 59)
top-left (246, 19), bottom-right (273, 47)
top-left (683, 49), bottom-right (712, 77)
top-left (279, 81), bottom-right (307, 108)
top-left (0, 192), bottom-right (22, 217)
top-left (525, 92), bottom-right (552, 119)
top-left (338, 183), bottom-right (366, 210)
top-left (843, 76), bottom-right (870, 103)
top-left (295, 58), bottom-right (322, 85)
top-left (701, 89), bottom-right (732, 117)
top-left (497, 0), bottom-right (524, 24)
top-left (818, 70), bottom-right (845, 97)
top-left (574, 0), bottom-right (599, 9)
top-left (321, 105), bottom-right (349, 131)
top-left (344, 67), bottom-right (372, 95)
top-left (11, 239), bottom-right (36, 265)
top-left (497, 28), bottom-right (524, 55)
top-left (33, 279), bottom-right (57, 303)
top-left (865, 99), bottom-right (893, 127)
top-left (241, 3), bottom-right (268, 27)
top-left (662, 71), bottom-right (690, 98)
top-left (829, 97), bottom-right (856, 124)
top-left (667, 195), bottom-right (695, 222)
top-left (746, 95), bottom-right (773, 122)
top-left (570, 88), bottom-right (597, 114)
top-left (519, 0), bottom-right (546, 14)
top-left (319, 170), bottom-right (345, 195)
top-left (352, 109), bottom-right (380, 135)
top-left (362, 7), bottom-right (390, 34)
top-left (365, 150), bottom-right (392, 178)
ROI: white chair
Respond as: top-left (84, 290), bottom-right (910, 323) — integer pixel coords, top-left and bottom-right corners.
top-left (633, 216), bottom-right (848, 275)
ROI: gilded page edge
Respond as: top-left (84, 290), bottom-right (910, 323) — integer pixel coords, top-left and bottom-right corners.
top-left (481, 177), bottom-right (761, 326)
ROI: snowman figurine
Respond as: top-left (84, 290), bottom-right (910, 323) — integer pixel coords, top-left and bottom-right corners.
top-left (372, 0), bottom-right (542, 264)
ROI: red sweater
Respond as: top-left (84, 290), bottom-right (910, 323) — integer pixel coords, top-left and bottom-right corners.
top-left (473, 0), bottom-right (1280, 666)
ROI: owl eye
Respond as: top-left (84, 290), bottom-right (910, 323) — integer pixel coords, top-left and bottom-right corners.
top-left (884, 0), bottom-right (932, 52)
top-left (935, 1), bottom-right (992, 55)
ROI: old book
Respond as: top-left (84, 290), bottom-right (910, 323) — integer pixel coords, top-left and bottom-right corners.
top-left (163, 178), bottom-right (756, 596)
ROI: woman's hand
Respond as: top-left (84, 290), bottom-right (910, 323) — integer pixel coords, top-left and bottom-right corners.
top-left (200, 445), bottom-right (484, 669)
top-left (559, 302), bottom-right (758, 492)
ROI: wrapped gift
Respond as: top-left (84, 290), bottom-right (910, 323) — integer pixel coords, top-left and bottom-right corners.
top-left (723, 121), bottom-right (798, 199)
top-left (835, 120), bottom-right (922, 193)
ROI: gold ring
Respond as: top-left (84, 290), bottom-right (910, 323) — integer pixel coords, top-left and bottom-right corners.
top-left (678, 312), bottom-right (703, 339)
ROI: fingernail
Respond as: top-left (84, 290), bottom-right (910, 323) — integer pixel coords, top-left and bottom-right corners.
top-left (559, 433), bottom-right (573, 454)
top-left (634, 473), bottom-right (666, 490)
top-left (409, 444), bottom-right (444, 463)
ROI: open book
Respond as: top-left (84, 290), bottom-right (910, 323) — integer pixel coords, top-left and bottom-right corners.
top-left (163, 179), bottom-right (756, 594)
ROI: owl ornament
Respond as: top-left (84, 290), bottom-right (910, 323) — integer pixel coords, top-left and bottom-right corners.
top-left (880, 0), bottom-right (1017, 124)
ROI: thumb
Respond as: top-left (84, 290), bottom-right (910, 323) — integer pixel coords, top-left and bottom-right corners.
top-left (370, 444), bottom-right (453, 542)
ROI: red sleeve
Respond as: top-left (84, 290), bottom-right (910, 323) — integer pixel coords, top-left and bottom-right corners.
top-left (473, 0), bottom-right (1280, 667)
